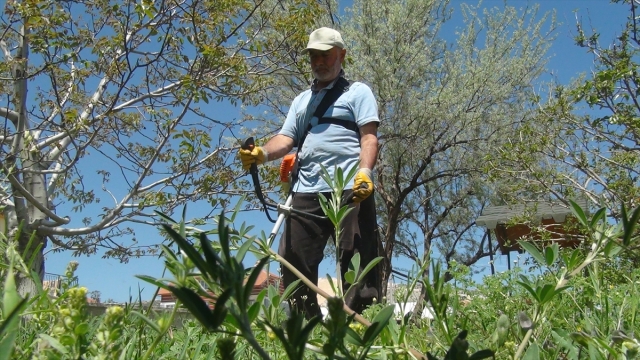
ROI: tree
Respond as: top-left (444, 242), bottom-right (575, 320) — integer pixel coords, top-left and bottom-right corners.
top-left (342, 0), bottom-right (556, 305)
top-left (487, 0), bottom-right (639, 221)
top-left (0, 0), bottom-right (321, 297)
top-left (484, 0), bottom-right (640, 277)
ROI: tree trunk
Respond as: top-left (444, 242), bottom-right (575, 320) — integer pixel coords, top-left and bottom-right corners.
top-left (410, 265), bottom-right (430, 326)
top-left (16, 234), bottom-right (45, 298)
top-left (6, 206), bottom-right (46, 299)
top-left (378, 230), bottom-right (391, 300)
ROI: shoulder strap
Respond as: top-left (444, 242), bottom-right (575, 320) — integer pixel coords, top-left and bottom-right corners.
top-left (312, 77), bottom-right (351, 120)
top-left (296, 77), bottom-right (352, 150)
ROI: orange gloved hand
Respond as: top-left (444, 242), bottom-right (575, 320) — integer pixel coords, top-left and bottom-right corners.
top-left (239, 146), bottom-right (268, 171)
top-left (352, 168), bottom-right (373, 203)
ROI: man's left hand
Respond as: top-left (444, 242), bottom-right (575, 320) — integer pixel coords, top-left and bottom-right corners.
top-left (353, 168), bottom-right (373, 202)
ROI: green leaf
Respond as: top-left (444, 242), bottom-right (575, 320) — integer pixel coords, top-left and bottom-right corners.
top-left (362, 305), bottom-right (395, 344)
top-left (253, 288), bottom-right (267, 310)
top-left (159, 244), bottom-right (179, 262)
top-left (344, 326), bottom-right (364, 346)
top-left (131, 311), bottom-right (161, 333)
top-left (243, 257), bottom-right (269, 304)
top-left (74, 322), bottom-right (90, 336)
top-left (179, 205), bottom-right (187, 237)
top-left (23, 235), bottom-right (44, 272)
top-left (360, 257), bottom-right (383, 282)
top-left (538, 284), bottom-right (557, 304)
top-left (299, 316), bottom-right (322, 345)
top-left (211, 290), bottom-right (232, 330)
top-left (603, 241), bottom-right (622, 257)
top-left (335, 166), bottom-right (345, 190)
top-left (2, 265), bottom-right (21, 318)
top-left (155, 210), bottom-right (178, 224)
top-left (517, 278), bottom-right (539, 303)
top-left (281, 280), bottom-right (301, 301)
top-left (37, 334), bottom-right (70, 355)
top-left (335, 206), bottom-right (353, 225)
top-left (344, 270), bottom-right (356, 285)
top-left (135, 275), bottom-right (172, 290)
top-left (544, 243), bottom-right (559, 266)
top-left (589, 207), bottom-right (606, 229)
top-left (318, 164), bottom-right (333, 188)
top-left (167, 285), bottom-right (215, 330)
top-left (235, 238), bottom-right (253, 264)
top-left (0, 262), bottom-right (23, 360)
top-left (199, 233), bottom-right (222, 281)
top-left (562, 249), bottom-right (583, 271)
top-left (223, 311), bottom-right (240, 331)
top-left (228, 196), bottom-right (245, 223)
top-left (348, 252), bottom-right (361, 277)
top-left (325, 275), bottom-right (339, 296)
top-left (522, 343), bottom-right (540, 360)
top-left (346, 163), bottom-right (360, 184)
top-left (518, 241), bottom-right (545, 265)
top-left (247, 299), bottom-right (263, 324)
top-left (570, 331), bottom-right (591, 347)
top-left (491, 314), bottom-right (509, 347)
top-left (0, 297), bottom-right (28, 359)
top-left (59, 334), bottom-right (75, 346)
top-left (569, 200), bottom-right (589, 227)
top-left (163, 224), bottom-right (210, 277)
top-left (552, 329), bottom-right (579, 360)
top-left (621, 204), bottom-right (640, 246)
top-left (218, 217), bottom-right (232, 263)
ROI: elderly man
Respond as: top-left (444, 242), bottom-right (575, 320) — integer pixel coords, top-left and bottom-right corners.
top-left (239, 27), bottom-right (380, 318)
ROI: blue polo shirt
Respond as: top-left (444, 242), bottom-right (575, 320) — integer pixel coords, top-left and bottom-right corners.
top-left (279, 76), bottom-right (379, 193)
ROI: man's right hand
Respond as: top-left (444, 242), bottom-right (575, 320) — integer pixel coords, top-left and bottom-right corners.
top-left (239, 146), bottom-right (268, 170)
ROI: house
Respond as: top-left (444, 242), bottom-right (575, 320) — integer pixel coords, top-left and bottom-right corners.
top-left (156, 270), bottom-right (284, 309)
top-left (393, 302), bottom-right (435, 320)
top-left (42, 273), bottom-right (78, 297)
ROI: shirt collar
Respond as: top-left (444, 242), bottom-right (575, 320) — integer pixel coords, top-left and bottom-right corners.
top-left (311, 69), bottom-right (346, 92)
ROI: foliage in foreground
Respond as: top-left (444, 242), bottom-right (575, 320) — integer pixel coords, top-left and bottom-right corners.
top-left (0, 201), bottom-right (638, 359)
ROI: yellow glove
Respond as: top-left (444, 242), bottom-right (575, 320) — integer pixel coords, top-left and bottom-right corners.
top-left (239, 146), bottom-right (268, 171)
top-left (352, 168), bottom-right (373, 203)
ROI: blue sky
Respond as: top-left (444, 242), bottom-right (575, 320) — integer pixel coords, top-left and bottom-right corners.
top-left (45, 0), bottom-right (630, 303)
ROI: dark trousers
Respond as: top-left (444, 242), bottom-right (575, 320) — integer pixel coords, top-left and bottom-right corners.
top-left (278, 190), bottom-right (380, 318)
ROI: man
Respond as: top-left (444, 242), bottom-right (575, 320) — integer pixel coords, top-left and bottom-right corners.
top-left (239, 27), bottom-right (380, 318)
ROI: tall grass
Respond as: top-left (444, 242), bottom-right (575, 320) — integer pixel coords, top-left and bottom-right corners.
top-left (1, 191), bottom-right (638, 359)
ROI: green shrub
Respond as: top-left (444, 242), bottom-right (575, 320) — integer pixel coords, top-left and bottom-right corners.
top-left (2, 196), bottom-right (638, 359)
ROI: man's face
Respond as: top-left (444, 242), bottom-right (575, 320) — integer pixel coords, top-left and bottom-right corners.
top-left (309, 47), bottom-right (346, 84)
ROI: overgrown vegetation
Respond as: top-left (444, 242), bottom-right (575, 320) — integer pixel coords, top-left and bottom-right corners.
top-left (1, 198), bottom-right (638, 359)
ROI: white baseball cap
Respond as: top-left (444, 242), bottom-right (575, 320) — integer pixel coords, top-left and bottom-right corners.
top-left (302, 27), bottom-right (345, 54)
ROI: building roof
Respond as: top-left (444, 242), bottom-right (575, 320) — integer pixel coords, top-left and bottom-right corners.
top-left (157, 270), bottom-right (283, 300)
top-left (476, 199), bottom-right (589, 230)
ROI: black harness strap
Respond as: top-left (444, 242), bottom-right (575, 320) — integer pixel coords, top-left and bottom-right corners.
top-left (297, 77), bottom-right (355, 150)
top-left (289, 77), bottom-right (358, 193)
top-left (315, 117), bottom-right (359, 132)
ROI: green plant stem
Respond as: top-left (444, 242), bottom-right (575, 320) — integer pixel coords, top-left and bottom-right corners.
top-left (514, 328), bottom-right (533, 359)
top-left (273, 252), bottom-right (428, 360)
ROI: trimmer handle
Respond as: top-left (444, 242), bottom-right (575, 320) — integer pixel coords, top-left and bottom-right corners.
top-left (241, 137), bottom-right (259, 175)
top-left (241, 137), bottom-right (255, 151)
